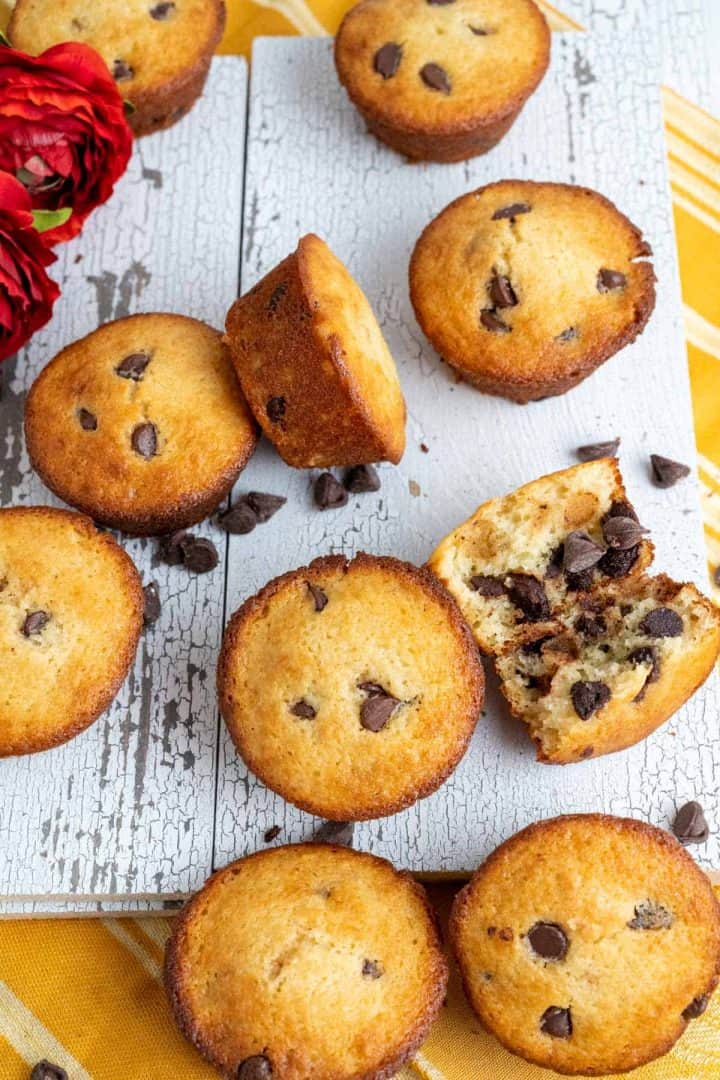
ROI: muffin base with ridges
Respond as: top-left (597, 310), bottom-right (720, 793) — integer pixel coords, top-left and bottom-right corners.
top-left (165, 843), bottom-right (448, 1080)
top-left (217, 553), bottom-right (484, 820)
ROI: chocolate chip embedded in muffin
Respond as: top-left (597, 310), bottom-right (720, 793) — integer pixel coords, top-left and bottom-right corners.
top-left (266, 396), bottom-right (286, 423)
top-left (358, 683), bottom-right (400, 732)
top-left (492, 202), bottom-right (532, 221)
top-left (597, 268), bottom-right (627, 292)
top-left (30, 1063), bottom-right (68, 1080)
top-left (639, 607), bottom-right (683, 638)
top-left (469, 574), bottom-right (505, 597)
top-left (527, 922), bottom-right (568, 961)
top-left (131, 421), bottom-right (158, 460)
top-left (683, 994), bottom-right (710, 1020)
top-left (627, 900), bottom-right (673, 930)
top-left (505, 573), bottom-right (550, 622)
top-left (306, 582), bottom-right (328, 612)
top-left (150, 1), bottom-right (176, 19)
top-left (78, 407), bottom-right (97, 430)
top-left (362, 958), bottom-right (383, 979)
top-left (22, 610), bottom-right (50, 637)
top-left (111, 58), bottom-right (134, 82)
top-left (116, 352), bottom-right (150, 380)
top-left (570, 680), bottom-right (610, 720)
top-left (540, 1005), bottom-right (572, 1039)
top-left (420, 62), bottom-right (451, 94)
top-left (236, 1056), bottom-right (273, 1080)
top-left (374, 42), bottom-right (402, 78)
top-left (562, 531), bottom-right (605, 574)
top-left (290, 699), bottom-right (316, 719)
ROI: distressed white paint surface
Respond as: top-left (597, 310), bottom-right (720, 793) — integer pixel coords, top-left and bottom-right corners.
top-left (0, 59), bottom-right (248, 906)
top-left (214, 33), bottom-right (720, 875)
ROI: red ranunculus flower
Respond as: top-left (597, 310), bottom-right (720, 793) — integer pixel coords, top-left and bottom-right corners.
top-left (0, 42), bottom-right (133, 245)
top-left (0, 172), bottom-right (60, 362)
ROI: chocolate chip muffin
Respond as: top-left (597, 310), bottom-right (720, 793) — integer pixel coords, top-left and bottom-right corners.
top-left (410, 181), bottom-right (656, 400)
top-left (428, 459), bottom-right (654, 655)
top-left (217, 553), bottom-right (484, 820)
top-left (25, 313), bottom-right (259, 536)
top-left (224, 233), bottom-right (406, 469)
top-left (8, 0), bottom-right (225, 136)
top-left (496, 573), bottom-right (720, 763)
top-left (166, 844), bottom-right (447, 1080)
top-left (0, 506), bottom-right (143, 756)
top-left (451, 814), bottom-right (720, 1075)
top-left (334, 0), bottom-right (550, 163)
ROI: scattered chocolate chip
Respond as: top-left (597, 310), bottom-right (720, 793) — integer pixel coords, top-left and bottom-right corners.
top-left (420, 62), bottom-right (451, 93)
top-left (505, 573), bottom-right (550, 622)
top-left (116, 352), bottom-right (150, 380)
top-left (492, 202), bottom-right (531, 221)
top-left (628, 645), bottom-right (659, 700)
top-left (562, 531), bottom-right (606, 574)
top-left (30, 1063), bottom-right (68, 1080)
top-left (183, 537), bottom-right (219, 574)
top-left (480, 309), bottom-right (510, 333)
top-left (290, 699), bottom-right (316, 719)
top-left (22, 610), bottom-right (50, 637)
top-left (344, 464), bottom-right (380, 494)
top-left (112, 59), bottom-right (134, 81)
top-left (673, 801), bottom-right (709, 845)
top-left (420, 442), bottom-right (429, 453)
top-left (650, 454), bottom-right (690, 488)
top-left (237, 1056), bottom-right (273, 1080)
top-left (315, 820), bottom-right (354, 846)
top-left (577, 437), bottom-right (620, 462)
top-left (314, 472), bottom-right (348, 510)
top-left (374, 42), bottom-right (402, 78)
top-left (639, 607), bottom-right (683, 638)
top-left (683, 994), bottom-right (710, 1020)
top-left (498, 927), bottom-right (513, 941)
top-left (131, 421), bottom-right (157, 460)
top-left (597, 544), bottom-right (640, 578)
top-left (556, 327), bottom-right (579, 343)
top-left (627, 900), bottom-right (673, 930)
top-left (362, 958), bottom-right (383, 978)
top-left (540, 1006), bottom-right (572, 1039)
top-left (575, 612), bottom-right (606, 639)
top-left (469, 574), bottom-right (505, 597)
top-left (602, 516), bottom-right (647, 551)
top-left (218, 501), bottom-right (258, 535)
top-left (488, 272), bottom-right (517, 309)
top-left (247, 491), bottom-right (286, 522)
top-left (143, 582), bottom-right (161, 625)
top-left (360, 690), bottom-right (400, 732)
top-left (528, 922), bottom-right (568, 961)
top-left (158, 530), bottom-right (189, 566)
top-left (570, 680), bottom-right (611, 720)
top-left (266, 396), bottom-right (286, 423)
top-left (150, 1), bottom-right (176, 17)
top-left (78, 407), bottom-right (97, 431)
top-left (264, 825), bottom-right (281, 843)
top-left (306, 582), bottom-right (328, 612)
top-left (597, 268), bottom-right (627, 292)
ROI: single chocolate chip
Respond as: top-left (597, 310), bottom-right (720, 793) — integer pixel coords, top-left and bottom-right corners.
top-left (264, 825), bottom-right (281, 843)
top-left (565, 567), bottom-right (594, 592)
top-left (131, 421), bottom-right (157, 459)
top-left (420, 62), bottom-right (451, 93)
top-left (628, 900), bottom-right (673, 930)
top-left (673, 801), bottom-right (709, 844)
top-left (357, 681), bottom-right (387, 695)
top-left (427, 0), bottom-right (456, 4)
top-left (306, 582), bottom-right (328, 612)
top-left (362, 958), bottom-right (383, 978)
top-left (498, 927), bottom-right (513, 941)
top-left (580, 745), bottom-right (594, 759)
top-left (488, 273), bottom-right (517, 309)
top-left (22, 610), bottom-right (50, 637)
top-left (344, 464), bottom-right (380, 494)
top-left (183, 537), bottom-right (219, 574)
top-left (521, 636), bottom-right (552, 656)
top-left (150, 1), bottom-right (176, 19)
top-left (469, 574), bottom-right (505, 597)
top-left (528, 922), bottom-right (568, 961)
top-left (237, 1056), bottom-right (273, 1080)
top-left (374, 42), bottom-right (402, 78)
top-left (628, 645), bottom-right (659, 701)
top-left (290, 699), bottom-right (316, 719)
top-left (116, 352), bottom-right (150, 380)
top-left (650, 453), bottom-right (690, 488)
top-left (602, 516), bottom-right (647, 551)
top-left (563, 531), bottom-right (605, 574)
top-left (480, 309), bottom-right (510, 333)
top-left (683, 994), bottom-right (710, 1020)
top-left (505, 573), bottom-right (550, 622)
top-left (315, 820), bottom-right (355, 846)
top-left (247, 491), bottom-right (286, 522)
top-left (604, 499), bottom-right (639, 524)
top-left (158, 530), bottom-right (189, 566)
top-left (30, 1063), bottom-right (68, 1080)
top-left (468, 24), bottom-right (488, 34)
top-left (556, 327), bottom-right (579, 343)
top-left (78, 407), bottom-right (97, 431)
top-left (218, 501), bottom-right (258, 535)
top-left (492, 202), bottom-right (531, 221)
top-left (640, 607), bottom-right (683, 638)
top-left (112, 59), bottom-right (134, 81)
top-left (545, 544), bottom-right (564, 580)
top-left (143, 582), bottom-right (161, 625)
top-left (360, 691), bottom-right (399, 732)
top-left (540, 1006), bottom-right (572, 1039)
top-left (314, 472), bottom-right (348, 510)
top-left (713, 566), bottom-right (720, 587)
top-left (597, 544), bottom-right (640, 578)
top-left (267, 281), bottom-right (288, 313)
top-left (597, 268), bottom-right (627, 292)
top-left (570, 680), bottom-right (611, 720)
top-left (575, 612), bottom-right (606, 639)
top-left (420, 442), bottom-right (429, 453)
top-left (266, 396), bottom-right (286, 423)
top-left (577, 437), bottom-right (620, 462)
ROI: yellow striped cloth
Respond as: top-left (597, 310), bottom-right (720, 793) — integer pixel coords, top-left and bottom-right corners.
top-left (1, 2), bottom-right (719, 1078)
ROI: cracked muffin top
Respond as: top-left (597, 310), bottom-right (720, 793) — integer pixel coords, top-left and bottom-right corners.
top-left (165, 843), bottom-right (448, 1080)
top-left (410, 180), bottom-right (656, 401)
top-left (451, 814), bottom-right (720, 1075)
top-left (0, 506), bottom-right (143, 756)
top-left (217, 552), bottom-right (484, 820)
top-left (25, 313), bottom-right (258, 536)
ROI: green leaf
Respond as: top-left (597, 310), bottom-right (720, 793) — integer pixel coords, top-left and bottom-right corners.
top-left (31, 208), bottom-right (72, 234)
top-left (0, 29), bottom-right (10, 47)
top-left (124, 99), bottom-right (136, 117)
